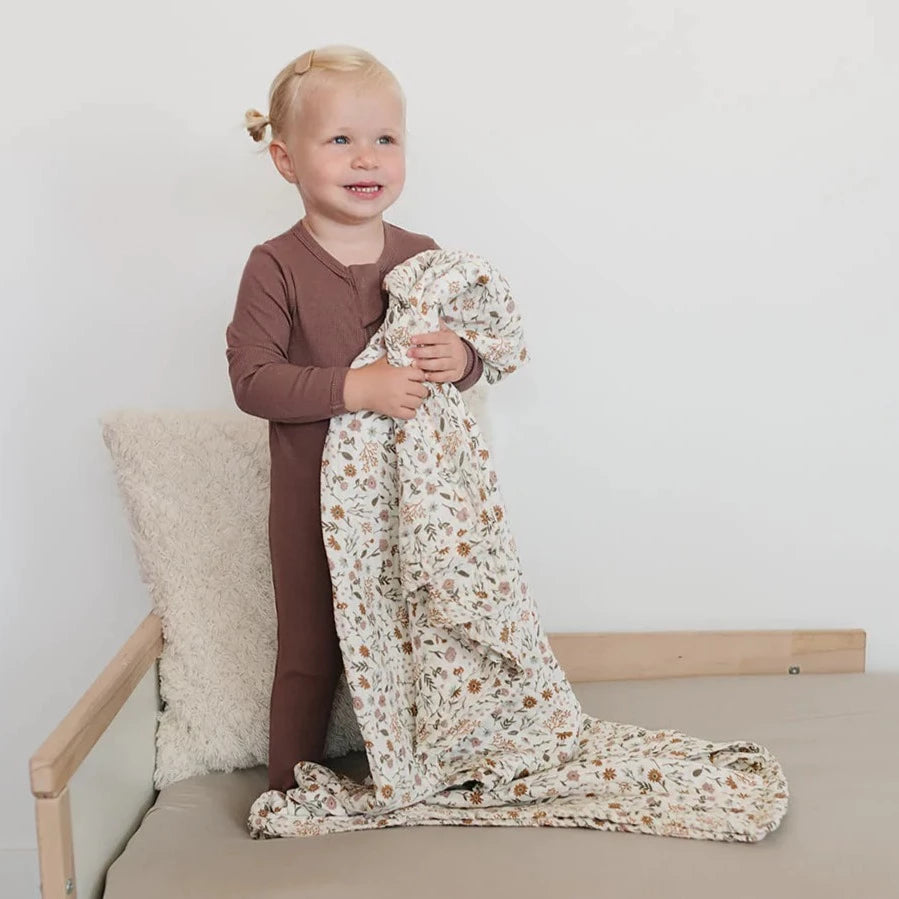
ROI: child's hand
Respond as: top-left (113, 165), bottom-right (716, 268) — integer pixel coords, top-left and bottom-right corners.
top-left (407, 319), bottom-right (468, 383)
top-left (344, 356), bottom-right (429, 421)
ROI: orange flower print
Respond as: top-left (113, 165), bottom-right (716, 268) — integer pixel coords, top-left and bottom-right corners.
top-left (642, 815), bottom-right (653, 826)
top-left (457, 542), bottom-right (471, 557)
top-left (726, 776), bottom-right (738, 790)
top-left (603, 768), bottom-right (617, 781)
top-left (469, 790), bottom-right (483, 804)
top-left (358, 645), bottom-right (370, 657)
top-left (327, 536), bottom-right (341, 551)
top-left (330, 505), bottom-right (345, 520)
top-left (523, 695), bottom-right (537, 708)
top-left (493, 505), bottom-right (504, 521)
top-left (402, 641), bottom-right (413, 654)
top-left (381, 785), bottom-right (393, 799)
top-left (478, 449), bottom-right (490, 461)
top-left (453, 666), bottom-right (464, 676)
top-left (343, 464), bottom-right (357, 477)
top-left (514, 783), bottom-right (527, 797)
top-left (542, 689), bottom-right (553, 701)
top-left (396, 429), bottom-right (406, 443)
top-left (358, 675), bottom-right (371, 689)
top-left (467, 679), bottom-right (482, 694)
top-left (648, 769), bottom-right (663, 783)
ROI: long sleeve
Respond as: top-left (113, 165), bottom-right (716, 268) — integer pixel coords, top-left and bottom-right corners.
top-left (420, 237), bottom-right (485, 393)
top-left (225, 245), bottom-right (350, 424)
top-left (454, 338), bottom-right (484, 392)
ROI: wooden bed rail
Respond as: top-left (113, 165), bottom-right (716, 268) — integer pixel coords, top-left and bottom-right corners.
top-left (30, 614), bottom-right (164, 800)
top-left (549, 628), bottom-right (866, 682)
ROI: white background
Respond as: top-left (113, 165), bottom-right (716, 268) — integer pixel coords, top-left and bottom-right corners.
top-left (2, 1), bottom-right (897, 893)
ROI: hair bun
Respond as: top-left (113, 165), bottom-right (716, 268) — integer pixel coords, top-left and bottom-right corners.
top-left (244, 108), bottom-right (270, 143)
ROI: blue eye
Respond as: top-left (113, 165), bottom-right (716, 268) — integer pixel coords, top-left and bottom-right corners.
top-left (331, 135), bottom-right (396, 145)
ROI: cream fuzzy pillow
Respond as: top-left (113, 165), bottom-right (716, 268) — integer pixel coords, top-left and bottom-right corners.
top-left (100, 387), bottom-right (489, 788)
top-left (101, 408), bottom-right (363, 788)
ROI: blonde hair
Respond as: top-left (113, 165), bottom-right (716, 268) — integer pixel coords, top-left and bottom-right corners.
top-left (244, 45), bottom-right (405, 148)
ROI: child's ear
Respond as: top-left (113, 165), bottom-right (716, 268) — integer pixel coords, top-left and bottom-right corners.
top-left (268, 140), bottom-right (298, 185)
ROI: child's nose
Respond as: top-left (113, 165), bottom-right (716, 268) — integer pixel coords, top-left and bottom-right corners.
top-left (353, 145), bottom-right (379, 166)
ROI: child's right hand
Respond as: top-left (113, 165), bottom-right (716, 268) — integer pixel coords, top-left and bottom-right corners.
top-left (344, 356), bottom-right (429, 420)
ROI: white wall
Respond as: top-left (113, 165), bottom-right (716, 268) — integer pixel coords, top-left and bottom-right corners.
top-left (3, 0), bottom-right (897, 892)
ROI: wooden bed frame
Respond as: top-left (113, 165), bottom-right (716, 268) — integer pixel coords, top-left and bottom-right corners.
top-left (29, 615), bottom-right (866, 899)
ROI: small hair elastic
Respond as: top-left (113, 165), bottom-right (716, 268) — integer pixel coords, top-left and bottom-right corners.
top-left (294, 50), bottom-right (315, 76)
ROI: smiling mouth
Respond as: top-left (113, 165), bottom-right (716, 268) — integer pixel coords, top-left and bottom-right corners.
top-left (345, 184), bottom-right (383, 194)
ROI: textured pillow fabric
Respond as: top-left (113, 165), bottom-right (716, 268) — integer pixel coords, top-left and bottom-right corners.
top-left (101, 390), bottom-right (489, 788)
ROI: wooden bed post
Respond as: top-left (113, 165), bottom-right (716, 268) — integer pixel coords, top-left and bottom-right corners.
top-left (34, 788), bottom-right (76, 898)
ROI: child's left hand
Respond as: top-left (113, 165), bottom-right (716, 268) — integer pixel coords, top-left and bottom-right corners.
top-left (407, 318), bottom-right (468, 382)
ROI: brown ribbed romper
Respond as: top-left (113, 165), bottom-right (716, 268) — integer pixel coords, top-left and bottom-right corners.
top-left (225, 217), bottom-right (484, 791)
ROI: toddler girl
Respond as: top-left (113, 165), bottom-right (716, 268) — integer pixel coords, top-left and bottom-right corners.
top-left (226, 45), bottom-right (484, 792)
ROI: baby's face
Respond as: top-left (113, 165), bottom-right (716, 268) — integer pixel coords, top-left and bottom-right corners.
top-left (288, 77), bottom-right (406, 224)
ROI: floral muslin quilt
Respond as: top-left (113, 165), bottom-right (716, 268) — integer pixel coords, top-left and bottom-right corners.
top-left (248, 249), bottom-right (789, 841)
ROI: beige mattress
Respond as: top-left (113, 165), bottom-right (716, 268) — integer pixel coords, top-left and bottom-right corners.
top-left (104, 672), bottom-right (898, 898)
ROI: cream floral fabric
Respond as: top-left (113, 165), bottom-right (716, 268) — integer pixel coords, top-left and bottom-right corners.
top-left (248, 250), bottom-right (789, 841)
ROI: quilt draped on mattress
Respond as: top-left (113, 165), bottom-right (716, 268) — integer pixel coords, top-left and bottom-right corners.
top-left (248, 249), bottom-right (789, 842)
